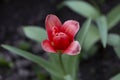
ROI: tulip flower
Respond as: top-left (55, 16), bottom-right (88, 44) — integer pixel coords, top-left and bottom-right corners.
top-left (41, 14), bottom-right (81, 55)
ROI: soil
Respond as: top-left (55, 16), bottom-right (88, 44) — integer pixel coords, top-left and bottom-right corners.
top-left (0, 0), bottom-right (120, 80)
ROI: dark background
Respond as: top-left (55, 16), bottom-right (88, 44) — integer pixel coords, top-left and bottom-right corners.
top-left (0, 0), bottom-right (120, 80)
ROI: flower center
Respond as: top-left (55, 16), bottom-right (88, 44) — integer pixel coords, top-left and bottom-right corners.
top-left (52, 27), bottom-right (59, 35)
top-left (52, 32), bottom-right (70, 50)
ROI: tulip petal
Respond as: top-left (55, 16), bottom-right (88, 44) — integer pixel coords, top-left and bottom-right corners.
top-left (63, 41), bottom-right (81, 55)
top-left (45, 14), bottom-right (62, 41)
top-left (62, 20), bottom-right (80, 41)
top-left (41, 39), bottom-right (56, 53)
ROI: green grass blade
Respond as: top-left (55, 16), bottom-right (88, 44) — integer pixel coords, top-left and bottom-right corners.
top-left (1, 45), bottom-right (63, 78)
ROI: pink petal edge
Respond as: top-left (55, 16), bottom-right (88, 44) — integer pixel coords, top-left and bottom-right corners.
top-left (62, 20), bottom-right (80, 40)
top-left (63, 41), bottom-right (81, 55)
top-left (41, 39), bottom-right (56, 53)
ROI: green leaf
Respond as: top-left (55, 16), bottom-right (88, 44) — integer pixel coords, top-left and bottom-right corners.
top-left (107, 5), bottom-right (120, 29)
top-left (107, 34), bottom-right (120, 58)
top-left (110, 73), bottom-right (120, 80)
top-left (1, 45), bottom-right (63, 78)
top-left (49, 54), bottom-right (78, 80)
top-left (96, 15), bottom-right (108, 48)
top-left (48, 53), bottom-right (79, 80)
top-left (64, 1), bottom-right (100, 19)
top-left (83, 4), bottom-right (120, 50)
top-left (63, 3), bottom-right (120, 51)
top-left (62, 55), bottom-right (72, 74)
top-left (83, 12), bottom-right (119, 50)
top-left (83, 24), bottom-right (99, 50)
top-left (114, 47), bottom-right (120, 58)
top-left (49, 54), bottom-right (77, 80)
top-left (64, 75), bottom-right (73, 80)
top-left (23, 26), bottom-right (47, 43)
top-left (76, 18), bottom-right (91, 46)
top-left (49, 53), bottom-right (62, 71)
top-left (51, 75), bottom-right (62, 80)
top-left (107, 34), bottom-right (120, 47)
top-left (62, 54), bottom-right (78, 80)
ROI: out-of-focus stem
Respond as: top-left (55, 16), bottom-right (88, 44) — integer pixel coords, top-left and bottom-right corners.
top-left (58, 53), bottom-right (66, 75)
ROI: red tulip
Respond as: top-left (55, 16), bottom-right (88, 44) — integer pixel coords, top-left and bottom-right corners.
top-left (41, 14), bottom-right (81, 55)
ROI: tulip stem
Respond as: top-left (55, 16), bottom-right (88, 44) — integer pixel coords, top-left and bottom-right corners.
top-left (58, 53), bottom-right (66, 75)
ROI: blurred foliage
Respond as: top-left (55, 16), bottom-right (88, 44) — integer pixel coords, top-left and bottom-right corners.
top-left (64, 1), bottom-right (100, 19)
top-left (17, 41), bottom-right (31, 50)
top-left (63, 1), bottom-right (120, 79)
top-left (0, 56), bottom-right (13, 68)
top-left (34, 66), bottom-right (48, 80)
top-left (63, 0), bottom-right (120, 57)
top-left (2, 45), bottom-right (64, 78)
